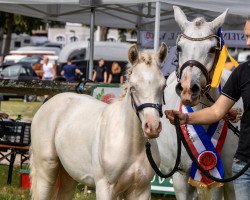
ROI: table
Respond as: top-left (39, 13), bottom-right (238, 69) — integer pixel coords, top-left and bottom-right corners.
top-left (0, 144), bottom-right (29, 184)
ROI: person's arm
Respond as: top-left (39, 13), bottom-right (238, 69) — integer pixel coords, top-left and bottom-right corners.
top-left (108, 74), bottom-right (112, 83)
top-left (52, 64), bottom-right (57, 79)
top-left (92, 71), bottom-right (96, 81)
top-left (120, 75), bottom-right (124, 84)
top-left (75, 68), bottom-right (83, 75)
top-left (165, 95), bottom-right (235, 125)
top-left (61, 70), bottom-right (65, 76)
top-left (103, 71), bottom-right (108, 83)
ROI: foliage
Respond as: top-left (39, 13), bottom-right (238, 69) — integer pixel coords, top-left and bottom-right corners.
top-left (13, 15), bottom-right (45, 34)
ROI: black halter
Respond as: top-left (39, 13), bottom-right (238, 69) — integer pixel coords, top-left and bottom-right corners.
top-left (176, 33), bottom-right (222, 94)
top-left (130, 89), bottom-right (163, 119)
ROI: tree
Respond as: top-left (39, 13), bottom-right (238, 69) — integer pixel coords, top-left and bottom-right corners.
top-left (3, 13), bottom-right (14, 56)
top-left (0, 12), bottom-right (47, 55)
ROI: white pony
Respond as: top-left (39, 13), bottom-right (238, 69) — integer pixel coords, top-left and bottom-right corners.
top-left (30, 43), bottom-right (167, 200)
top-left (157, 6), bottom-right (239, 200)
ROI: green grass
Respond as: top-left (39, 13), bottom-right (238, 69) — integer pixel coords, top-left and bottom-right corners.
top-left (1, 99), bottom-right (42, 120)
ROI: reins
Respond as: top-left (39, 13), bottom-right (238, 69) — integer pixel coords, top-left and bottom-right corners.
top-left (130, 89), bottom-right (163, 119)
top-left (176, 33), bottom-right (221, 95)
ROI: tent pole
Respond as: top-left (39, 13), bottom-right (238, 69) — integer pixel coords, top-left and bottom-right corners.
top-left (88, 7), bottom-right (95, 80)
top-left (136, 4), bottom-right (143, 48)
top-left (154, 1), bottom-right (161, 52)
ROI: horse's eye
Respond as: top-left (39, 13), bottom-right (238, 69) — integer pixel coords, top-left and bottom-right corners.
top-left (176, 45), bottom-right (182, 53)
top-left (208, 46), bottom-right (216, 54)
top-left (130, 86), bottom-right (136, 92)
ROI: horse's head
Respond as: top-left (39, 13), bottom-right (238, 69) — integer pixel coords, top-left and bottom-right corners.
top-left (174, 6), bottom-right (228, 106)
top-left (127, 43), bottom-right (167, 139)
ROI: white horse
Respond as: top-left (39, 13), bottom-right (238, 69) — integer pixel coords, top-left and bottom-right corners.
top-left (157, 6), bottom-right (239, 200)
top-left (30, 43), bottom-right (167, 200)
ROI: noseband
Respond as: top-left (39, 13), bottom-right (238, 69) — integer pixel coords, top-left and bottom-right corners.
top-left (176, 33), bottom-right (221, 94)
top-left (130, 89), bottom-right (163, 119)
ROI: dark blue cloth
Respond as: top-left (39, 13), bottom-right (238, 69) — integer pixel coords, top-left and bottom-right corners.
top-left (62, 64), bottom-right (77, 81)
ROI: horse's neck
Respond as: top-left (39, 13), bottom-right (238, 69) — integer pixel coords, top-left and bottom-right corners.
top-left (118, 92), bottom-right (146, 151)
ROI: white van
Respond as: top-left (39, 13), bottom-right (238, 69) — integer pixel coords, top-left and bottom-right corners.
top-left (58, 41), bottom-right (132, 79)
top-left (237, 50), bottom-right (250, 64)
top-left (3, 46), bottom-right (60, 64)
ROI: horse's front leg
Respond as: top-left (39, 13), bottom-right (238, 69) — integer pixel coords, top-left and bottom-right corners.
top-left (95, 178), bottom-right (114, 200)
top-left (173, 172), bottom-right (197, 200)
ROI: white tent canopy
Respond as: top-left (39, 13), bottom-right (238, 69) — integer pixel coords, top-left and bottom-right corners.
top-left (0, 0), bottom-right (248, 31)
top-left (0, 0), bottom-right (248, 78)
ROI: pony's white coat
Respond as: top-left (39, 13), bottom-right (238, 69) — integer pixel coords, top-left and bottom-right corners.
top-left (30, 44), bottom-right (167, 200)
top-left (157, 6), bottom-right (240, 200)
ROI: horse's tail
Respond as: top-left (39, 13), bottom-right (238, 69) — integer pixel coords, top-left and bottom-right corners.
top-left (197, 188), bottom-right (212, 200)
top-left (29, 147), bottom-right (37, 200)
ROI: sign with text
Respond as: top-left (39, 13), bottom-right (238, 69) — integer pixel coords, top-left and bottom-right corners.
top-left (140, 30), bottom-right (247, 48)
top-left (151, 175), bottom-right (175, 195)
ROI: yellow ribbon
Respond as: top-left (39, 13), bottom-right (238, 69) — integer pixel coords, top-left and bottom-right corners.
top-left (211, 44), bottom-right (239, 88)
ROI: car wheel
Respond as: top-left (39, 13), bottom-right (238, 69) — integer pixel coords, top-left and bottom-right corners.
top-left (25, 95), bottom-right (37, 102)
top-left (2, 96), bottom-right (9, 101)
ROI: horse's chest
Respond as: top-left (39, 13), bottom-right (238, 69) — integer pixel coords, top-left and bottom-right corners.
top-left (112, 165), bottom-right (150, 194)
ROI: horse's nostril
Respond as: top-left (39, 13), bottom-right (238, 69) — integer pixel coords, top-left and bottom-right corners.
top-left (175, 83), bottom-right (183, 95)
top-left (191, 84), bottom-right (200, 94)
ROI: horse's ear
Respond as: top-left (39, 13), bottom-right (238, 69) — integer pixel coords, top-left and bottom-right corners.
top-left (128, 44), bottom-right (139, 66)
top-left (209, 9), bottom-right (228, 30)
top-left (173, 6), bottom-right (189, 31)
top-left (157, 43), bottom-right (168, 64)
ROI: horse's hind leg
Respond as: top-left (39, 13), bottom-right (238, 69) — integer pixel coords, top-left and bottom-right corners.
top-left (223, 182), bottom-right (236, 200)
top-left (172, 172), bottom-right (197, 200)
top-left (30, 152), bottom-right (60, 200)
top-left (51, 163), bottom-right (77, 200)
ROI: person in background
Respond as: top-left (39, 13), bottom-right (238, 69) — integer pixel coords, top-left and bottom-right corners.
top-left (42, 56), bottom-right (56, 80)
top-left (60, 58), bottom-right (82, 81)
top-left (92, 58), bottom-right (107, 83)
top-left (165, 16), bottom-right (250, 200)
top-left (108, 62), bottom-right (124, 84)
top-left (0, 54), bottom-right (4, 67)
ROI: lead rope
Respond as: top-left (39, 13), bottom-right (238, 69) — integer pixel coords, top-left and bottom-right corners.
top-left (145, 121), bottom-right (182, 178)
top-left (146, 116), bottom-right (250, 181)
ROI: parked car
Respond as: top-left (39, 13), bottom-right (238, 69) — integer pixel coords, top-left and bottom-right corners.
top-left (19, 55), bottom-right (43, 64)
top-left (0, 62), bottom-right (38, 101)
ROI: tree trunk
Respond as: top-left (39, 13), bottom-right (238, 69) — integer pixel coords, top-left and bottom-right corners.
top-left (0, 12), bottom-right (5, 54)
top-left (99, 26), bottom-right (108, 41)
top-left (3, 13), bottom-right (14, 56)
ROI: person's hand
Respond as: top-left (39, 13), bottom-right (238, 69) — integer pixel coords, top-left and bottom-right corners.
top-left (165, 110), bottom-right (188, 125)
top-left (0, 112), bottom-right (9, 119)
top-left (224, 107), bottom-right (243, 123)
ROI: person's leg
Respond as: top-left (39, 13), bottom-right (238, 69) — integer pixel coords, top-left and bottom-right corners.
top-left (232, 159), bottom-right (250, 200)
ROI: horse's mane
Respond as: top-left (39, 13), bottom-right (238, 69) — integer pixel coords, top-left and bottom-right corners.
top-left (118, 51), bottom-right (155, 100)
top-left (192, 17), bottom-right (206, 27)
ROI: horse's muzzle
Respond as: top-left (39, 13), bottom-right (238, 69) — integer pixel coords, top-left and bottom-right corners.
top-left (143, 121), bottom-right (162, 139)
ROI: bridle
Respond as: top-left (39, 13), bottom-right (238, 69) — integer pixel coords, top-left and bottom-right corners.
top-left (176, 33), bottom-right (222, 94)
top-left (130, 88), bottom-right (163, 119)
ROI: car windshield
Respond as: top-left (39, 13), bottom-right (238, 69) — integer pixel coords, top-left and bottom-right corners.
top-left (1, 65), bottom-right (26, 77)
top-left (19, 56), bottom-right (41, 63)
